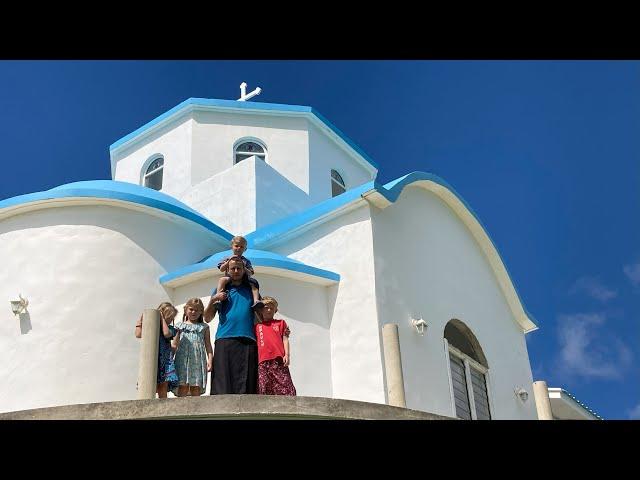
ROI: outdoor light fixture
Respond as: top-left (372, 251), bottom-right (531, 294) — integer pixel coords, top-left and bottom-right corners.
top-left (411, 318), bottom-right (428, 336)
top-left (10, 294), bottom-right (28, 316)
top-left (515, 387), bottom-right (529, 402)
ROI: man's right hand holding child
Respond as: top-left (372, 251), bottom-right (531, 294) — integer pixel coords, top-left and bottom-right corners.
top-left (213, 291), bottom-right (228, 302)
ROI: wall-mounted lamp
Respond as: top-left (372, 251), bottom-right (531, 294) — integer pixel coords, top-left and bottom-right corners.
top-left (411, 318), bottom-right (428, 336)
top-left (10, 294), bottom-right (28, 316)
top-left (515, 387), bottom-right (529, 402)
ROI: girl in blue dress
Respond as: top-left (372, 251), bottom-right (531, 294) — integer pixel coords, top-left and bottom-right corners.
top-left (135, 302), bottom-right (180, 398)
top-left (173, 298), bottom-right (213, 396)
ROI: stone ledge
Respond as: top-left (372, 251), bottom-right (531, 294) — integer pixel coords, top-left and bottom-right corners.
top-left (0, 395), bottom-right (454, 420)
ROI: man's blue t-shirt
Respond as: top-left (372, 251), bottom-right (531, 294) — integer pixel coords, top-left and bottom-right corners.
top-left (212, 283), bottom-right (256, 341)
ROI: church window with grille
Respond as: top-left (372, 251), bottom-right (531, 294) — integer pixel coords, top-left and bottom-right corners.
top-left (234, 140), bottom-right (266, 164)
top-left (143, 156), bottom-right (164, 191)
top-left (331, 169), bottom-right (346, 197)
top-left (444, 320), bottom-right (492, 420)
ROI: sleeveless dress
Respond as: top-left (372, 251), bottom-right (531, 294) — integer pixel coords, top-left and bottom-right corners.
top-left (158, 324), bottom-right (179, 390)
top-left (173, 321), bottom-right (209, 395)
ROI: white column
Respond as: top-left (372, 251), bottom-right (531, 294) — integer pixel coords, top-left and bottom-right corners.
top-left (137, 309), bottom-right (160, 400)
top-left (382, 324), bottom-right (406, 408)
top-left (533, 380), bottom-right (553, 420)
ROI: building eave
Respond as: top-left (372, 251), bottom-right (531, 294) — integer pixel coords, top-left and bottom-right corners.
top-left (108, 98), bottom-right (378, 178)
top-left (0, 180), bottom-right (233, 245)
top-left (548, 388), bottom-right (603, 420)
top-left (160, 248), bottom-right (340, 288)
top-left (245, 171), bottom-right (538, 334)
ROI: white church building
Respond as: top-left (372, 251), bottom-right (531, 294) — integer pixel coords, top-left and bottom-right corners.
top-left (1, 93), bottom-right (564, 419)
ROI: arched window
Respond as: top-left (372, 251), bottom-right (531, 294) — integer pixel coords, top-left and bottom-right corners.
top-left (143, 156), bottom-right (164, 191)
top-left (444, 320), bottom-right (491, 420)
top-left (331, 169), bottom-right (346, 197)
top-left (234, 140), bottom-right (266, 164)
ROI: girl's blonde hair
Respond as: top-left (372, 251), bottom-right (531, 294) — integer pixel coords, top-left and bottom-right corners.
top-left (157, 302), bottom-right (178, 323)
top-left (183, 298), bottom-right (205, 323)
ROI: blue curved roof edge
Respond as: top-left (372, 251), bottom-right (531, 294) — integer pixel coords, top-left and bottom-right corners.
top-left (245, 181), bottom-right (377, 248)
top-left (160, 248), bottom-right (340, 285)
top-left (109, 97), bottom-right (379, 171)
top-left (380, 172), bottom-right (537, 327)
top-left (245, 171), bottom-right (537, 327)
top-left (0, 180), bottom-right (233, 241)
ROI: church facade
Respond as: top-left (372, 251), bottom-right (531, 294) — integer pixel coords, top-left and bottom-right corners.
top-left (0, 97), bottom-right (539, 419)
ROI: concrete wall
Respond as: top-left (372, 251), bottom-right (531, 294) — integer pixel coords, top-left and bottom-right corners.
top-left (0, 396), bottom-right (453, 420)
top-left (0, 204), bottom-right (220, 413)
top-left (170, 273), bottom-right (333, 398)
top-left (270, 204), bottom-right (386, 404)
top-left (369, 186), bottom-right (537, 419)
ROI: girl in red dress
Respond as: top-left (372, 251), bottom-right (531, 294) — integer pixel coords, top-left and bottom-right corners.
top-left (255, 296), bottom-right (297, 396)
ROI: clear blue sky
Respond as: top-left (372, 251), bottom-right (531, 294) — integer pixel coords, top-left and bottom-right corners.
top-left (1, 60), bottom-right (637, 419)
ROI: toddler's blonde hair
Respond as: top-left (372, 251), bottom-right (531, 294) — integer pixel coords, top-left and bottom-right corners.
top-left (231, 236), bottom-right (247, 247)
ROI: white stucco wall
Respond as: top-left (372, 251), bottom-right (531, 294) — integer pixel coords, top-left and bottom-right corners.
top-left (254, 157), bottom-right (314, 229)
top-left (171, 273), bottom-right (333, 397)
top-left (190, 111), bottom-right (310, 194)
top-left (177, 156), bottom-right (316, 236)
top-left (270, 204), bottom-right (385, 404)
top-left (179, 157), bottom-right (257, 236)
top-left (112, 116), bottom-right (193, 199)
top-left (0, 203), bottom-right (221, 413)
top-left (369, 186), bottom-right (537, 419)
top-left (308, 122), bottom-right (374, 204)
top-left (112, 110), bottom-right (375, 236)
top-left (113, 109), bottom-right (311, 199)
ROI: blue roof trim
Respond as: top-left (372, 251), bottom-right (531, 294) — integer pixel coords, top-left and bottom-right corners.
top-left (245, 171), bottom-right (536, 327)
top-left (109, 98), bottom-right (194, 152)
top-left (244, 181), bottom-right (377, 248)
top-left (0, 180), bottom-right (233, 241)
top-left (309, 107), bottom-right (379, 170)
top-left (109, 98), bottom-right (379, 170)
top-left (160, 248), bottom-right (340, 285)
top-left (379, 172), bottom-right (537, 326)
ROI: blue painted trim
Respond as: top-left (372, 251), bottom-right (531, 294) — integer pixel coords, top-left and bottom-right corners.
top-left (244, 181), bottom-right (377, 248)
top-left (309, 107), bottom-right (379, 170)
top-left (0, 180), bottom-right (233, 242)
top-left (160, 248), bottom-right (340, 285)
top-left (383, 173), bottom-right (537, 328)
top-left (245, 171), bottom-right (537, 328)
top-left (109, 98), bottom-right (379, 170)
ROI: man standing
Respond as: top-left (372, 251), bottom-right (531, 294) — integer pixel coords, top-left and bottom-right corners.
top-left (204, 256), bottom-right (259, 394)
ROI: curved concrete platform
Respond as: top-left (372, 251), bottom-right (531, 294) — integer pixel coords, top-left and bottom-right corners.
top-left (0, 395), bottom-right (453, 420)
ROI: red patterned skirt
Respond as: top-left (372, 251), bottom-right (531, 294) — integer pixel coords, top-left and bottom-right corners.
top-left (258, 358), bottom-right (297, 396)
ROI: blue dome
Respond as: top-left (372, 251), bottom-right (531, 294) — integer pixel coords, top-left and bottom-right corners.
top-left (0, 180), bottom-right (232, 241)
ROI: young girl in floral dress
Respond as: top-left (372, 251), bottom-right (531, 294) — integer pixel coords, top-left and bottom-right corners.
top-left (173, 298), bottom-right (213, 396)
